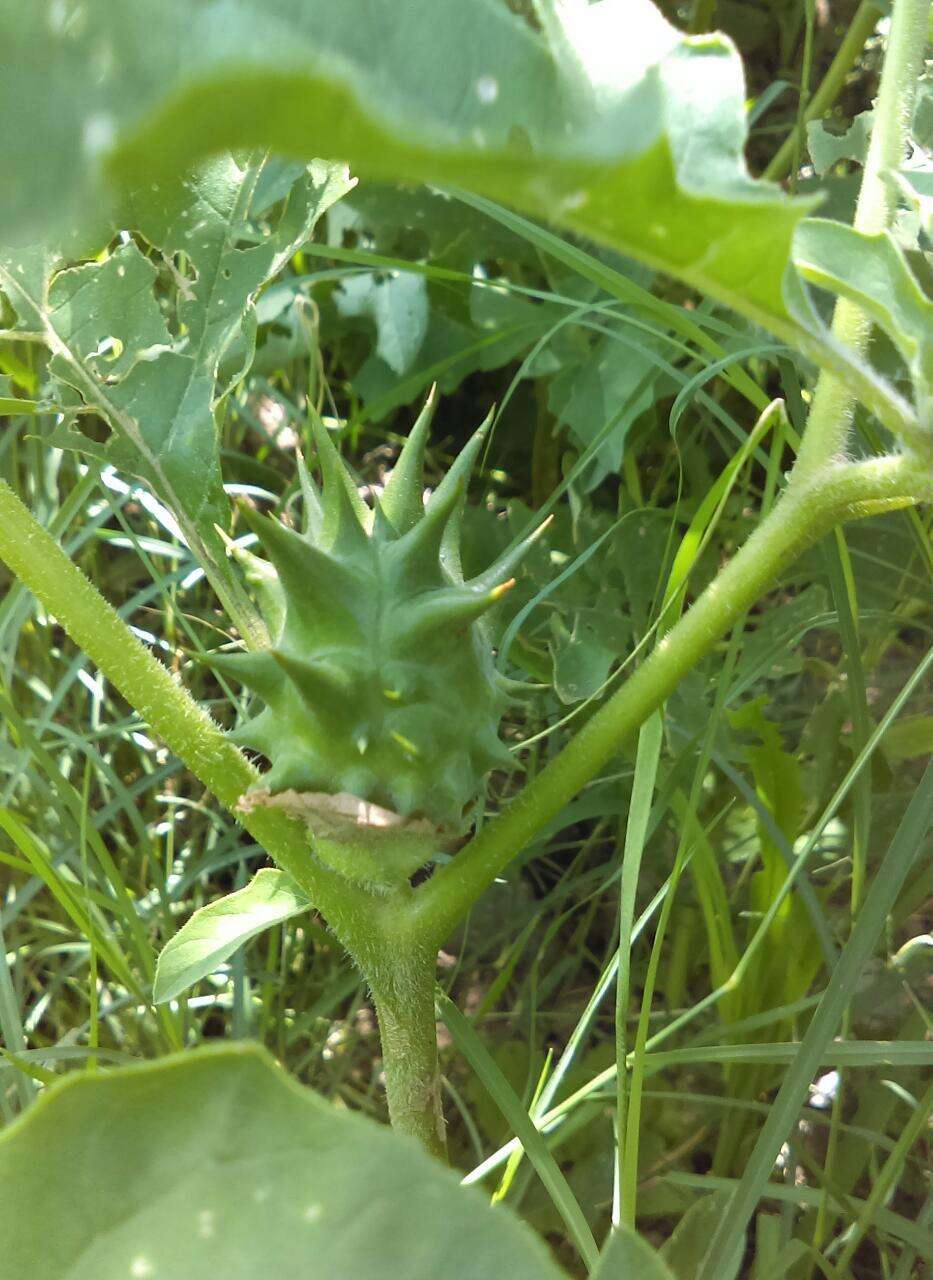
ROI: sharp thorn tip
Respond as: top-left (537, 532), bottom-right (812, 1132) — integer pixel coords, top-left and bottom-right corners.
top-left (490, 577), bottom-right (517, 601)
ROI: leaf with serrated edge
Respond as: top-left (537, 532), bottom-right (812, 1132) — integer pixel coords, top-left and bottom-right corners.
top-left (4, 0), bottom-right (807, 334)
top-left (2, 0), bottom-right (920, 444)
top-left (0, 155), bottom-right (351, 635)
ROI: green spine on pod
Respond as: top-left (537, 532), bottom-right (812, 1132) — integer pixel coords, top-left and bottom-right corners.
top-left (211, 391), bottom-right (543, 875)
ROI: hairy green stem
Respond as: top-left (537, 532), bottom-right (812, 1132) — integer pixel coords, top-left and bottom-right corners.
top-left (0, 480), bottom-right (377, 956)
top-left (0, 451), bottom-right (927, 1158)
top-left (0, 477), bottom-right (451, 1155)
top-left (411, 454), bottom-right (929, 947)
top-left (369, 945), bottom-right (447, 1160)
top-left (792, 0), bottom-right (929, 480)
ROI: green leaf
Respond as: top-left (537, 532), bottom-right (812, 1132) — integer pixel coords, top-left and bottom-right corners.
top-left (3, 0), bottom-right (810, 341)
top-left (548, 329), bottom-right (664, 486)
top-left (894, 163), bottom-right (933, 243)
top-left (0, 155), bottom-right (350, 639)
top-left (154, 868), bottom-right (311, 1004)
top-left (660, 1192), bottom-right (739, 1280)
top-left (749, 1241), bottom-right (813, 1280)
top-left (335, 270), bottom-right (429, 376)
top-left (594, 1225), bottom-right (678, 1279)
top-left (550, 615), bottom-right (616, 704)
top-left (806, 111), bottom-right (874, 176)
top-left (3, 0), bottom-right (921, 443)
top-left (881, 713), bottom-right (933, 762)
top-left (793, 218), bottom-right (933, 411)
top-left (0, 1044), bottom-right (568, 1280)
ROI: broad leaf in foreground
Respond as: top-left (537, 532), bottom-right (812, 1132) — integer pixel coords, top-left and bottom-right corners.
top-left (3, 0), bottom-right (925, 445)
top-left (0, 1045), bottom-right (568, 1280)
top-left (2, 0), bottom-right (809, 336)
top-left (153, 868), bottom-right (311, 1004)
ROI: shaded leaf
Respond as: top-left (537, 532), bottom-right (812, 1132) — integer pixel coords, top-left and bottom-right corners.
top-left (661, 1191), bottom-right (738, 1280)
top-left (550, 614), bottom-right (615, 704)
top-left (335, 270), bottom-right (429, 375)
top-left (594, 1225), bottom-right (678, 1279)
top-left (793, 218), bottom-right (932, 410)
top-left (153, 868), bottom-right (311, 1004)
top-left (733, 583), bottom-right (828, 690)
top-left (0, 1044), bottom-right (567, 1280)
top-left (881, 713), bottom-right (933, 762)
top-left (2, 0), bottom-right (809, 341)
top-left (806, 111), bottom-right (874, 176)
top-left (549, 330), bottom-right (665, 486)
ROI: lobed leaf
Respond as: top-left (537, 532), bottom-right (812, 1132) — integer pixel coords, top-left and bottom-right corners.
top-left (0, 156), bottom-right (350, 635)
top-left (335, 270), bottom-right (430, 376)
top-left (3, 1), bottom-right (924, 444)
top-left (806, 111), bottom-right (874, 177)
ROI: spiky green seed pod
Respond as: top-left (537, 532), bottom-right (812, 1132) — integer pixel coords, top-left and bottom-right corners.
top-left (212, 393), bottom-right (542, 883)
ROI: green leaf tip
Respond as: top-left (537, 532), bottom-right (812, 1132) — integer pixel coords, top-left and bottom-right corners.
top-left (153, 869), bottom-right (311, 1003)
top-left (379, 384), bottom-right (438, 534)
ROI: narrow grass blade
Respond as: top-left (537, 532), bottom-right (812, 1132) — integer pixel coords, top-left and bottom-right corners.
top-left (696, 758), bottom-right (933, 1277)
top-left (0, 912), bottom-right (34, 1110)
top-left (615, 710), bottom-right (663, 1226)
top-left (436, 990), bottom-right (600, 1274)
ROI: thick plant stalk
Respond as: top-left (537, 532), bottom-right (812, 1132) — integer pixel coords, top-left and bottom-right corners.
top-left (369, 945), bottom-right (447, 1160)
top-left (411, 454), bottom-right (930, 947)
top-left (792, 0), bottom-right (929, 480)
top-left (0, 451), bottom-right (929, 1159)
top-left (414, 0), bottom-right (931, 947)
